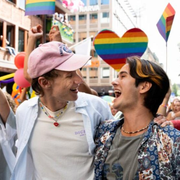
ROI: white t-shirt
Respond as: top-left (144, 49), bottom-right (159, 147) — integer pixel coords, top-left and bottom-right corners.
top-left (29, 101), bottom-right (94, 180)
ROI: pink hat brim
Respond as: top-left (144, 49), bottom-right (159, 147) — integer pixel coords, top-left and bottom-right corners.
top-left (55, 54), bottom-right (92, 71)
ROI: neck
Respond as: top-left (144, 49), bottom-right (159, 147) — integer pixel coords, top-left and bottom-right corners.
top-left (40, 97), bottom-right (68, 112)
top-left (121, 108), bottom-right (153, 137)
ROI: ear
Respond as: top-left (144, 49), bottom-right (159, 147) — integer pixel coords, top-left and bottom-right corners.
top-left (38, 77), bottom-right (51, 89)
top-left (139, 81), bottom-right (152, 94)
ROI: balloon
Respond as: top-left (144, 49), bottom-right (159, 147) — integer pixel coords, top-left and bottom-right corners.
top-left (14, 52), bottom-right (25, 69)
top-left (12, 83), bottom-right (19, 91)
top-left (14, 69), bottom-right (30, 88)
top-left (0, 78), bottom-right (14, 84)
top-left (0, 73), bottom-right (15, 81)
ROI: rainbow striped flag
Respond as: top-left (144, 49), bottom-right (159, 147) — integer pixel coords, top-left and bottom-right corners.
top-left (25, 0), bottom-right (55, 16)
top-left (94, 28), bottom-right (148, 72)
top-left (156, 3), bottom-right (175, 42)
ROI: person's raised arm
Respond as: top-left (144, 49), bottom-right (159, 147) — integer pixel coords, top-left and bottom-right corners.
top-left (49, 25), bottom-right (62, 42)
top-left (76, 69), bottom-right (98, 96)
top-left (157, 88), bottom-right (171, 116)
top-left (0, 88), bottom-right (10, 124)
top-left (24, 25), bottom-right (43, 83)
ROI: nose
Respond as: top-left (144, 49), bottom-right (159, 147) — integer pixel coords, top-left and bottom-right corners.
top-left (111, 78), bottom-right (119, 87)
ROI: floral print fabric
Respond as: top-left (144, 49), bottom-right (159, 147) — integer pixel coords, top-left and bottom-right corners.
top-left (94, 119), bottom-right (180, 180)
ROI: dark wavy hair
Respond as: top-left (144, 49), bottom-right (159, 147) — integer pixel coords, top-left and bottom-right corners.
top-left (31, 69), bottom-right (59, 96)
top-left (127, 56), bottom-right (169, 116)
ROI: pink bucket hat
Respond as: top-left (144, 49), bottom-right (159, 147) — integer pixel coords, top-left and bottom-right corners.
top-left (27, 41), bottom-right (92, 78)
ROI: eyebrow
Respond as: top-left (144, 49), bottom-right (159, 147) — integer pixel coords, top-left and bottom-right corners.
top-left (119, 71), bottom-right (128, 75)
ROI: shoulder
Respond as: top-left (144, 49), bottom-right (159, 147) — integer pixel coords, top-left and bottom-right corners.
top-left (77, 92), bottom-right (109, 105)
top-left (16, 96), bottom-right (39, 113)
top-left (97, 119), bottom-right (122, 134)
top-left (159, 125), bottom-right (180, 142)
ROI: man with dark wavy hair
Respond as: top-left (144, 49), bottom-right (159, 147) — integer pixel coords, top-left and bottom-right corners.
top-left (94, 56), bottom-right (180, 179)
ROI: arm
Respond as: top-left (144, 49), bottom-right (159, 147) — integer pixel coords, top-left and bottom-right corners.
top-left (0, 88), bottom-right (10, 124)
top-left (18, 87), bottom-right (28, 104)
top-left (49, 25), bottom-right (62, 42)
top-left (156, 88), bottom-right (171, 116)
top-left (76, 69), bottom-right (98, 96)
top-left (24, 25), bottom-right (43, 82)
top-left (170, 111), bottom-right (180, 120)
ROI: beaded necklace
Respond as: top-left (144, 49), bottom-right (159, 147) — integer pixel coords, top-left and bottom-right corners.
top-left (39, 101), bottom-right (69, 127)
top-left (121, 124), bottom-right (149, 134)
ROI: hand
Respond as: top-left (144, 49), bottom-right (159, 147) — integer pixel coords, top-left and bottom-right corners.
top-left (154, 115), bottom-right (174, 127)
top-left (49, 25), bottom-right (62, 42)
top-left (154, 115), bottom-right (167, 125)
top-left (161, 120), bottom-right (174, 128)
top-left (29, 24), bottom-right (43, 40)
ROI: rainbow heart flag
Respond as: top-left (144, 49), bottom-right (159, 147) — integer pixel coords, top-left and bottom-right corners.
top-left (93, 28), bottom-right (148, 72)
top-left (156, 3), bottom-right (175, 42)
top-left (25, 0), bottom-right (55, 16)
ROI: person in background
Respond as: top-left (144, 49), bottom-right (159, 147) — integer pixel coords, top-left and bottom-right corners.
top-left (94, 56), bottom-right (180, 179)
top-left (0, 35), bottom-right (16, 56)
top-left (166, 97), bottom-right (180, 120)
top-left (157, 88), bottom-right (180, 130)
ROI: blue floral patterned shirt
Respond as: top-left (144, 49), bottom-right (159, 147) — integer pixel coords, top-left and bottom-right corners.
top-left (94, 119), bottom-right (180, 180)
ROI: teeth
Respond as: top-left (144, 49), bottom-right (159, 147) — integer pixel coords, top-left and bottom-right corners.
top-left (114, 90), bottom-right (121, 93)
top-left (114, 90), bottom-right (121, 98)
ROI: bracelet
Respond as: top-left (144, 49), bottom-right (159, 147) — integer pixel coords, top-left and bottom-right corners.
top-left (161, 104), bottom-right (168, 108)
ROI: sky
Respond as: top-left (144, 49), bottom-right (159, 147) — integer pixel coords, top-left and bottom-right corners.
top-left (129, 0), bottom-right (180, 84)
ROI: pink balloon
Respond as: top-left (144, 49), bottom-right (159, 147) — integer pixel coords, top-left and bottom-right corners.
top-left (14, 68), bottom-right (30, 88)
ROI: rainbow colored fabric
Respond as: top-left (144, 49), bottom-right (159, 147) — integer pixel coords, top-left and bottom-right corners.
top-left (156, 3), bottom-right (175, 42)
top-left (25, 0), bottom-right (55, 16)
top-left (94, 28), bottom-right (148, 72)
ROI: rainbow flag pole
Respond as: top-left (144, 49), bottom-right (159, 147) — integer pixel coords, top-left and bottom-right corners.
top-left (156, 3), bottom-right (175, 73)
top-left (25, 0), bottom-right (55, 16)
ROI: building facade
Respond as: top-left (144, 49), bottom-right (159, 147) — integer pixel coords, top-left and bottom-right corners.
top-left (0, 0), bottom-right (71, 72)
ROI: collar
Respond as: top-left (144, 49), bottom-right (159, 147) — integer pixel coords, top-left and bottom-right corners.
top-left (26, 92), bottom-right (89, 108)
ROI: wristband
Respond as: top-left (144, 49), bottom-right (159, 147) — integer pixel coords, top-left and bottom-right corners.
top-left (161, 104), bottom-right (168, 108)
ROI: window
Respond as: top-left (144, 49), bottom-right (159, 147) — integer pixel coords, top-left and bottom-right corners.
top-left (90, 0), bottom-right (98, 5)
top-left (101, 0), bottom-right (109, 5)
top-left (18, 29), bottom-right (24, 52)
top-left (18, 0), bottom-right (25, 9)
top-left (79, 14), bottom-right (87, 20)
top-left (6, 25), bottom-right (15, 48)
top-left (90, 14), bottom-right (98, 20)
top-left (68, 15), bottom-right (76, 21)
top-left (102, 12), bottom-right (109, 18)
top-left (81, 68), bottom-right (87, 78)
top-left (101, 67), bottom-right (110, 78)
top-left (90, 67), bottom-right (98, 78)
top-left (101, 12), bottom-right (109, 23)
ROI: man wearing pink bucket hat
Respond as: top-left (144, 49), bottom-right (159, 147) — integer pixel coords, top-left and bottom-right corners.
top-left (10, 26), bottom-right (113, 180)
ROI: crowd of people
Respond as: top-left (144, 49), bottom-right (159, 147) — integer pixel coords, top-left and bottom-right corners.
top-left (0, 24), bottom-right (180, 180)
